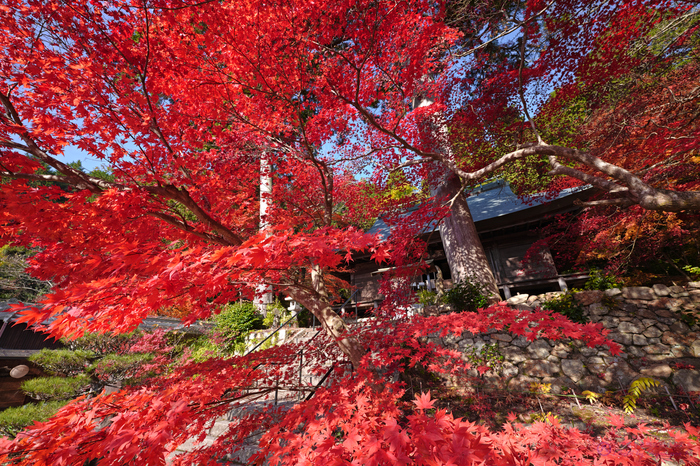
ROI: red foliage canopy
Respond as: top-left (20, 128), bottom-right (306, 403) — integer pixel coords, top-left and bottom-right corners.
top-left (1, 0), bottom-right (699, 464)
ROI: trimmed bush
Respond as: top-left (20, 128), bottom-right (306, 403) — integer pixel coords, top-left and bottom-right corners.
top-left (21, 375), bottom-right (92, 401)
top-left (442, 278), bottom-right (490, 313)
top-left (90, 353), bottom-right (154, 382)
top-left (60, 331), bottom-right (138, 356)
top-left (28, 349), bottom-right (94, 376)
top-left (213, 301), bottom-right (264, 351)
top-left (0, 401), bottom-right (69, 438)
top-left (542, 292), bottom-right (588, 324)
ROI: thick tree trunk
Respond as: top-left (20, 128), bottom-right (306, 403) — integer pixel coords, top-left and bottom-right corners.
top-left (413, 96), bottom-right (500, 302)
top-left (287, 265), bottom-right (365, 368)
top-left (291, 294), bottom-right (365, 369)
top-left (432, 170), bottom-right (501, 302)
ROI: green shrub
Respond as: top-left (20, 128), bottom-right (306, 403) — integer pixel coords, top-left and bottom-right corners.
top-left (184, 336), bottom-right (226, 362)
top-left (90, 353), bottom-right (154, 382)
top-left (542, 292), bottom-right (588, 324)
top-left (262, 300), bottom-right (293, 328)
top-left (417, 289), bottom-right (438, 306)
top-left (60, 331), bottom-right (138, 356)
top-left (21, 375), bottom-right (92, 401)
top-left (584, 268), bottom-right (624, 291)
top-left (28, 349), bottom-right (94, 376)
top-left (442, 277), bottom-right (490, 313)
top-left (0, 401), bottom-right (69, 438)
top-left (212, 301), bottom-right (264, 350)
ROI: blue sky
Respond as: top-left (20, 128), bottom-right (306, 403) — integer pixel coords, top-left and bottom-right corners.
top-left (61, 145), bottom-right (105, 171)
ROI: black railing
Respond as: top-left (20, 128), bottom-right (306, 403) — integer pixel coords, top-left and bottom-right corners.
top-left (244, 309), bottom-right (304, 356)
top-left (335, 289), bottom-right (360, 323)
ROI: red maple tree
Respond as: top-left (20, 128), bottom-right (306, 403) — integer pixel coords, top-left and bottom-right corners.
top-left (1, 0), bottom-right (699, 464)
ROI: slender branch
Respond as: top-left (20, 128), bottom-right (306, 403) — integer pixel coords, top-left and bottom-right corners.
top-left (453, 0), bottom-right (555, 58)
top-left (143, 184), bottom-right (243, 246)
top-left (573, 198), bottom-right (635, 208)
top-left (547, 159), bottom-right (627, 193)
top-left (518, 31), bottom-right (543, 145)
top-left (0, 171), bottom-right (117, 191)
top-left (390, 157), bottom-right (432, 172)
top-left (147, 212), bottom-right (231, 246)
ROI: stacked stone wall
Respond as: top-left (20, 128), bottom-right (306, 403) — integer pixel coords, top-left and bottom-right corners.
top-left (430, 282), bottom-right (700, 393)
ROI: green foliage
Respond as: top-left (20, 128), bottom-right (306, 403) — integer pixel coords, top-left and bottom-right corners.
top-left (0, 401), bottom-right (69, 438)
top-left (295, 307), bottom-right (314, 328)
top-left (184, 335), bottom-right (228, 362)
top-left (683, 264), bottom-right (700, 276)
top-left (60, 331), bottom-right (138, 356)
top-left (90, 353), bottom-right (154, 382)
top-left (216, 301), bottom-right (263, 333)
top-left (463, 343), bottom-right (504, 377)
top-left (0, 245), bottom-right (52, 301)
top-left (676, 308), bottom-right (698, 328)
top-left (542, 292), bottom-right (588, 324)
top-left (442, 278), bottom-right (489, 313)
top-left (21, 375), bottom-right (92, 401)
top-left (584, 268), bottom-right (624, 291)
top-left (262, 300), bottom-right (292, 328)
top-left (213, 301), bottom-right (264, 352)
top-left (87, 167), bottom-right (115, 182)
top-left (623, 378), bottom-right (660, 414)
top-left (417, 289), bottom-right (438, 306)
top-left (28, 349), bottom-right (94, 376)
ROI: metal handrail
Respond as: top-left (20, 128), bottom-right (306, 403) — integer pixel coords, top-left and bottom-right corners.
top-left (337, 289), bottom-right (359, 314)
top-left (304, 361), bottom-right (353, 402)
top-left (240, 298), bottom-right (356, 409)
top-left (244, 309), bottom-right (302, 356)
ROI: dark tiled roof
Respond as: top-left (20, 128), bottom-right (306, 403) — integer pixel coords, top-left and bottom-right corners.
top-left (367, 181), bottom-right (587, 240)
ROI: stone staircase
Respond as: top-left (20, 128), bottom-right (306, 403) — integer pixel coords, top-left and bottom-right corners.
top-left (169, 327), bottom-right (340, 464)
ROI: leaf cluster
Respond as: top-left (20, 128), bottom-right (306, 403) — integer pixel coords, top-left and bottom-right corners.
top-left (21, 375), bottom-right (92, 401)
top-left (442, 277), bottom-right (491, 313)
top-left (623, 377), bottom-right (661, 414)
top-left (0, 401), bottom-right (68, 439)
top-left (541, 292), bottom-right (587, 324)
top-left (27, 349), bottom-right (94, 377)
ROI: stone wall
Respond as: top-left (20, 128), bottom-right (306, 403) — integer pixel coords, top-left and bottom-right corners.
top-left (430, 282), bottom-right (700, 393)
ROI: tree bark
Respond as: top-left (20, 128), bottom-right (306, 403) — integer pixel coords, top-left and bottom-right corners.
top-left (286, 265), bottom-right (365, 368)
top-left (414, 95), bottom-right (501, 302)
top-left (431, 170), bottom-right (501, 302)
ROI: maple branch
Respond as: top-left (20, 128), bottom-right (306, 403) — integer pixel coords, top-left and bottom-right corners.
top-left (0, 93), bottom-right (107, 194)
top-left (451, 0), bottom-right (554, 58)
top-left (546, 157), bottom-right (627, 193)
top-left (332, 145), bottom-right (401, 165)
top-left (486, 145), bottom-right (700, 211)
top-left (147, 212), bottom-right (231, 246)
top-left (390, 157), bottom-right (432, 172)
top-left (143, 184), bottom-right (243, 246)
top-left (0, 171), bottom-right (106, 190)
top-left (518, 31), bottom-right (543, 145)
top-left (573, 198), bottom-right (635, 208)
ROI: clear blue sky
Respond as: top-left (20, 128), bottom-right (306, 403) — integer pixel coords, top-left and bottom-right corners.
top-left (61, 145), bottom-right (109, 172)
